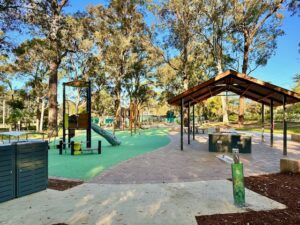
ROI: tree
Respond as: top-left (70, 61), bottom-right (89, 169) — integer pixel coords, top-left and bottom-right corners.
top-left (123, 40), bottom-right (158, 134)
top-left (158, 0), bottom-right (203, 90)
top-left (197, 0), bottom-right (235, 124)
top-left (232, 0), bottom-right (284, 126)
top-left (26, 0), bottom-right (71, 134)
top-left (12, 38), bottom-right (50, 131)
top-left (89, 0), bottom-right (151, 132)
top-left (0, 0), bottom-right (28, 52)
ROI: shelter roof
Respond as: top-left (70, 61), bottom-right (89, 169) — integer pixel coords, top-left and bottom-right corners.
top-left (168, 70), bottom-right (300, 107)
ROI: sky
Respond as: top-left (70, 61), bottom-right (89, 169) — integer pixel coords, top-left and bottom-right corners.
top-left (8, 0), bottom-right (300, 92)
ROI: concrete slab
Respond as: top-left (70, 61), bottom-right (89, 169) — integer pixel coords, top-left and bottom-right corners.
top-left (0, 180), bottom-right (285, 225)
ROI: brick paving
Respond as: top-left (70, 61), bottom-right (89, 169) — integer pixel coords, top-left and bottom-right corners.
top-left (90, 131), bottom-right (300, 184)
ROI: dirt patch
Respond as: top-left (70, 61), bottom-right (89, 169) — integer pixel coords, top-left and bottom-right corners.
top-left (48, 178), bottom-right (83, 191)
top-left (196, 173), bottom-right (300, 225)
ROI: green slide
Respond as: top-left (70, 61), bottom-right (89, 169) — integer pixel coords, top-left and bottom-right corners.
top-left (91, 123), bottom-right (121, 146)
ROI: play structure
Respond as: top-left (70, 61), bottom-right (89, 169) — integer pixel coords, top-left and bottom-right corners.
top-left (60, 79), bottom-right (121, 155)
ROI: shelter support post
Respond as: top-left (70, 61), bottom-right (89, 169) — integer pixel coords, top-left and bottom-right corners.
top-left (270, 100), bottom-right (274, 147)
top-left (188, 101), bottom-right (190, 145)
top-left (193, 104), bottom-right (195, 140)
top-left (261, 104), bottom-right (265, 142)
top-left (181, 98), bottom-right (184, 151)
top-left (283, 95), bottom-right (287, 155)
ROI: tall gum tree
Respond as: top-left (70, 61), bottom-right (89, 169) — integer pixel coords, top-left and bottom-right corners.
top-left (26, 0), bottom-right (70, 134)
top-left (89, 0), bottom-right (150, 132)
top-left (198, 0), bottom-right (235, 124)
top-left (158, 0), bottom-right (203, 91)
top-left (231, 0), bottom-right (284, 126)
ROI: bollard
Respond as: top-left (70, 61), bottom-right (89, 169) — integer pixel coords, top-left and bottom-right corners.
top-left (59, 140), bottom-right (63, 155)
top-left (231, 148), bottom-right (245, 207)
top-left (71, 141), bottom-right (74, 155)
top-left (98, 140), bottom-right (102, 154)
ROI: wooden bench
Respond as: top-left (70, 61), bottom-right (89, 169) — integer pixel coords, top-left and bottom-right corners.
top-left (291, 134), bottom-right (300, 142)
top-left (280, 158), bottom-right (300, 173)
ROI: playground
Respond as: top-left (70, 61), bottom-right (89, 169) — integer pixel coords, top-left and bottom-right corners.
top-left (48, 128), bottom-right (170, 180)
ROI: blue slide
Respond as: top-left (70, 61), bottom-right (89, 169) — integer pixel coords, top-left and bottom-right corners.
top-left (91, 123), bottom-right (121, 146)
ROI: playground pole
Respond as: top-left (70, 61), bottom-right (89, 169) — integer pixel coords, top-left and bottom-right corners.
top-left (62, 83), bottom-right (66, 149)
top-left (87, 81), bottom-right (92, 148)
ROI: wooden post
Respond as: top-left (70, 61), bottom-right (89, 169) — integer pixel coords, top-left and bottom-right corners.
top-left (261, 104), bottom-right (265, 142)
top-left (270, 100), bottom-right (274, 147)
top-left (283, 95), bottom-right (287, 156)
top-left (181, 98), bottom-right (184, 151)
top-left (188, 101), bottom-right (191, 144)
top-left (193, 104), bottom-right (195, 140)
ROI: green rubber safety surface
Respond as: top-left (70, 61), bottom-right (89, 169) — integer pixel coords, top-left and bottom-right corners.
top-left (48, 128), bottom-right (170, 181)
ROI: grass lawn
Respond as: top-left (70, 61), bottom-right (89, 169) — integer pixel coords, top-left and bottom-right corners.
top-left (48, 128), bottom-right (170, 181)
top-left (235, 122), bottom-right (300, 134)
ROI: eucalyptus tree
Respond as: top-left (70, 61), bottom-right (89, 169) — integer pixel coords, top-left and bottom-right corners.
top-left (231, 0), bottom-right (284, 125)
top-left (123, 40), bottom-right (159, 133)
top-left (13, 38), bottom-right (49, 131)
top-left (89, 0), bottom-right (151, 131)
top-left (157, 0), bottom-right (204, 90)
top-left (0, 0), bottom-right (28, 52)
top-left (25, 0), bottom-right (72, 134)
top-left (196, 0), bottom-right (235, 124)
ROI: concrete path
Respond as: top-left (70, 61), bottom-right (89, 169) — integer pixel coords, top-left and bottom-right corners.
top-left (0, 180), bottom-right (285, 225)
top-left (91, 131), bottom-right (300, 184)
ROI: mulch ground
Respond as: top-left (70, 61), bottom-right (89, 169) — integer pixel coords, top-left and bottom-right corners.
top-left (196, 173), bottom-right (300, 225)
top-left (48, 178), bottom-right (83, 191)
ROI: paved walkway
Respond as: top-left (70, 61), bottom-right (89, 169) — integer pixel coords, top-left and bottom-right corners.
top-left (91, 131), bottom-right (300, 184)
top-left (0, 180), bottom-right (285, 225)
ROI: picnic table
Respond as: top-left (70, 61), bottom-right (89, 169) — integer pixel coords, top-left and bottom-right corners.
top-left (0, 131), bottom-right (45, 144)
top-left (208, 132), bottom-right (252, 154)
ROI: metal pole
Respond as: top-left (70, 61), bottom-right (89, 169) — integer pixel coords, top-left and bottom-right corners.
top-left (188, 101), bottom-right (190, 145)
top-left (270, 99), bottom-right (274, 147)
top-left (181, 98), bottom-right (184, 151)
top-left (62, 83), bottom-right (66, 149)
top-left (87, 81), bottom-right (92, 148)
top-left (261, 104), bottom-right (265, 142)
top-left (283, 95), bottom-right (287, 155)
top-left (193, 104), bottom-right (195, 140)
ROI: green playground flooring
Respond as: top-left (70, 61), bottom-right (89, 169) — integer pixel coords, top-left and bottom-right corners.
top-left (48, 128), bottom-right (170, 180)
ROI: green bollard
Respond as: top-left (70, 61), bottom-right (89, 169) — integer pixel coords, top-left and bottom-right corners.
top-left (231, 162), bottom-right (245, 207)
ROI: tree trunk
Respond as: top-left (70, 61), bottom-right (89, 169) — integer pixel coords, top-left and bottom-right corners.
top-left (48, 60), bottom-right (59, 135)
top-left (238, 97), bottom-right (245, 127)
top-left (113, 80), bottom-right (122, 134)
top-left (75, 88), bottom-right (80, 114)
top-left (36, 97), bottom-right (41, 132)
top-left (40, 98), bottom-right (46, 131)
top-left (239, 37), bottom-right (251, 126)
top-left (217, 60), bottom-right (229, 124)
